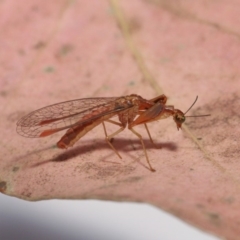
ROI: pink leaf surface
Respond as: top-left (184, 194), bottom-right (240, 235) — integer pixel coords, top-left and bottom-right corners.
top-left (1, 0), bottom-right (240, 239)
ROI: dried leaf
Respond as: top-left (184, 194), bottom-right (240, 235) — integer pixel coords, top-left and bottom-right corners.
top-left (1, 0), bottom-right (240, 239)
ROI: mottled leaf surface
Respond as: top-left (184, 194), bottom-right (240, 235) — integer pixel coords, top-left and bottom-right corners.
top-left (0, 0), bottom-right (240, 239)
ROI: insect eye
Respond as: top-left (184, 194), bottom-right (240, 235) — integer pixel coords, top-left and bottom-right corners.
top-left (174, 114), bottom-right (185, 124)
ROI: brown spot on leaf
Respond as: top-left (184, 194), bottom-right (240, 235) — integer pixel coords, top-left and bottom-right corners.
top-left (128, 17), bottom-right (142, 33)
top-left (60, 44), bottom-right (74, 56)
top-left (12, 166), bottom-right (19, 172)
top-left (0, 91), bottom-right (7, 97)
top-left (206, 212), bottom-right (220, 226)
top-left (33, 41), bottom-right (46, 49)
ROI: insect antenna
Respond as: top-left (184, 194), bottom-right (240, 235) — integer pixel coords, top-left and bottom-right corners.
top-left (184, 96), bottom-right (198, 115)
top-left (184, 96), bottom-right (211, 118)
top-left (185, 114), bottom-right (211, 117)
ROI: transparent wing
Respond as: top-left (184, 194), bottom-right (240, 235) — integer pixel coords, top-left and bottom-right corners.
top-left (16, 97), bottom-right (127, 138)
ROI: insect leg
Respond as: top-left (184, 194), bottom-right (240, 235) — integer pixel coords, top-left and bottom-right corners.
top-left (105, 115), bottom-right (154, 145)
top-left (105, 119), bottom-right (123, 126)
top-left (144, 123), bottom-right (154, 144)
top-left (102, 121), bottom-right (126, 159)
top-left (102, 119), bottom-right (123, 141)
top-left (102, 119), bottom-right (123, 136)
top-left (129, 126), bottom-right (156, 172)
top-left (143, 123), bottom-right (161, 149)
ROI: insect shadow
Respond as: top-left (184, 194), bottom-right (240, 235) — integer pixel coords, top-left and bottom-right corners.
top-left (29, 138), bottom-right (177, 168)
top-left (51, 138), bottom-right (177, 162)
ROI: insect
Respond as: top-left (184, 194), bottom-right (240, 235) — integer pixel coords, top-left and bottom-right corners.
top-left (17, 94), bottom-right (208, 172)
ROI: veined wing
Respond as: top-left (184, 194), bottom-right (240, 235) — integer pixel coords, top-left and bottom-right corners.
top-left (17, 97), bottom-right (130, 138)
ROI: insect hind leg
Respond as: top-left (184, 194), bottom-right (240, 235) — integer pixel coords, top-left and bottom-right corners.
top-left (129, 126), bottom-right (156, 172)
